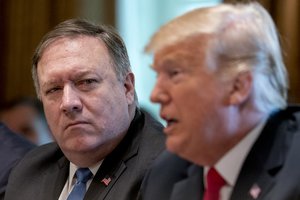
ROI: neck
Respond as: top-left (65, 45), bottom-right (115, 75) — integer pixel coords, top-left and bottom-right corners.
top-left (64, 136), bottom-right (125, 167)
top-left (208, 106), bottom-right (268, 166)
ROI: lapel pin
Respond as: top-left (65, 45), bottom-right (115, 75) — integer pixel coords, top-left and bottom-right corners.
top-left (101, 177), bottom-right (112, 186)
top-left (249, 183), bottom-right (261, 199)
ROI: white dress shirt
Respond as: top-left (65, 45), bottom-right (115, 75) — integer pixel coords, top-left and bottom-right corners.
top-left (204, 118), bottom-right (267, 200)
top-left (58, 161), bottom-right (103, 200)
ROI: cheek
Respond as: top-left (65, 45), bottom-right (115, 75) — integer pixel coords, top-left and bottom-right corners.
top-left (176, 92), bottom-right (211, 122)
top-left (178, 92), bottom-right (220, 141)
top-left (43, 102), bottom-right (60, 128)
top-left (166, 127), bottom-right (195, 159)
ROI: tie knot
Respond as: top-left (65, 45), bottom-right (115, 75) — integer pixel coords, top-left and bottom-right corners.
top-left (206, 168), bottom-right (226, 191)
top-left (75, 168), bottom-right (93, 184)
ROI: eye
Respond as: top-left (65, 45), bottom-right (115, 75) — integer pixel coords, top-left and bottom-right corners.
top-left (79, 79), bottom-right (98, 85)
top-left (168, 68), bottom-right (182, 78)
top-left (45, 87), bottom-right (62, 95)
top-left (76, 78), bottom-right (99, 91)
top-left (170, 70), bottom-right (179, 76)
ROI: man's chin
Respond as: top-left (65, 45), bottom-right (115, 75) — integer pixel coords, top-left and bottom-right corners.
top-left (166, 138), bottom-right (182, 154)
top-left (63, 141), bottom-right (96, 153)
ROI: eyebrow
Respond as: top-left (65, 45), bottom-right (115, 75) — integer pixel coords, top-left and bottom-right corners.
top-left (41, 80), bottom-right (62, 89)
top-left (159, 59), bottom-right (182, 69)
top-left (40, 70), bottom-right (96, 89)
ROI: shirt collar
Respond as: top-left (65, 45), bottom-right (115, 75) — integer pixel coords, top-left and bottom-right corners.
top-left (213, 117), bottom-right (267, 186)
top-left (67, 160), bottom-right (103, 191)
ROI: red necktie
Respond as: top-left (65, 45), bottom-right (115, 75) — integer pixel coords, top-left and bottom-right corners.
top-left (203, 168), bottom-right (226, 200)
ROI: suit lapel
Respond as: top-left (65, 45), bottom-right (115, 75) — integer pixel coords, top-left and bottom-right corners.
top-left (170, 165), bottom-right (204, 200)
top-left (84, 110), bottom-right (143, 200)
top-left (231, 109), bottom-right (296, 200)
top-left (84, 161), bottom-right (127, 200)
top-left (40, 155), bottom-right (69, 200)
top-left (85, 139), bottom-right (138, 200)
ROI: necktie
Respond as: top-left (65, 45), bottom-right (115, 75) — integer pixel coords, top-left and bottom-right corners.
top-left (203, 167), bottom-right (226, 200)
top-left (67, 168), bottom-right (93, 200)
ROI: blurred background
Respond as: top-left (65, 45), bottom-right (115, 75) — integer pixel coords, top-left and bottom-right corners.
top-left (0, 0), bottom-right (299, 125)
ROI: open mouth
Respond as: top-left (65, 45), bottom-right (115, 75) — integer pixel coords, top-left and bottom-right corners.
top-left (162, 116), bottom-right (178, 134)
top-left (166, 118), bottom-right (178, 128)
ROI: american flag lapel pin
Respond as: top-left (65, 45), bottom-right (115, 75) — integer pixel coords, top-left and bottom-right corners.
top-left (249, 183), bottom-right (261, 199)
top-left (101, 176), bottom-right (112, 186)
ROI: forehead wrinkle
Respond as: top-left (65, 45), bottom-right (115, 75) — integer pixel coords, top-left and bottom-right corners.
top-left (40, 36), bottom-right (110, 67)
top-left (40, 69), bottom-right (96, 87)
top-left (38, 49), bottom-right (111, 82)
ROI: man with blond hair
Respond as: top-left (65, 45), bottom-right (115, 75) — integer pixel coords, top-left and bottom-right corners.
top-left (139, 2), bottom-right (300, 200)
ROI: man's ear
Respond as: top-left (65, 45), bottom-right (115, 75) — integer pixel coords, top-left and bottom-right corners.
top-left (228, 71), bottom-right (253, 105)
top-left (124, 72), bottom-right (135, 104)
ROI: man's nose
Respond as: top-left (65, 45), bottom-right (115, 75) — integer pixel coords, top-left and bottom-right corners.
top-left (150, 80), bottom-right (170, 104)
top-left (60, 85), bottom-right (83, 115)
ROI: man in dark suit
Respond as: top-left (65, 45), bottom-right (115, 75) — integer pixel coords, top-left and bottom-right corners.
top-left (4, 19), bottom-right (165, 200)
top-left (0, 122), bottom-right (35, 199)
top-left (139, 2), bottom-right (300, 200)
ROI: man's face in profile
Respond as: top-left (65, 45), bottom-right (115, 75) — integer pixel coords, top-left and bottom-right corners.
top-left (150, 36), bottom-right (230, 165)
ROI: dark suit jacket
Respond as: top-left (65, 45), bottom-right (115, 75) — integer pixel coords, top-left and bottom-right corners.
top-left (139, 106), bottom-right (300, 200)
top-left (4, 109), bottom-right (165, 200)
top-left (0, 123), bottom-right (35, 199)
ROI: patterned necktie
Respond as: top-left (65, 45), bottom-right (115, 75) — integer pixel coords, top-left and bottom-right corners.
top-left (203, 167), bottom-right (226, 200)
top-left (66, 168), bottom-right (93, 200)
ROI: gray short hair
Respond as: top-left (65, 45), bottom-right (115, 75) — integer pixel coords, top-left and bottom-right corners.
top-left (146, 2), bottom-right (288, 113)
top-left (32, 19), bottom-right (135, 100)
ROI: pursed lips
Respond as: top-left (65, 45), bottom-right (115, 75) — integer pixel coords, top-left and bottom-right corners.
top-left (65, 121), bottom-right (90, 130)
